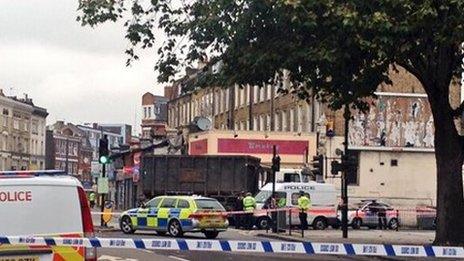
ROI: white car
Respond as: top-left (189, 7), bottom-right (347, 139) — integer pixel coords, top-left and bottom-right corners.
top-left (348, 200), bottom-right (399, 230)
top-left (0, 170), bottom-right (96, 261)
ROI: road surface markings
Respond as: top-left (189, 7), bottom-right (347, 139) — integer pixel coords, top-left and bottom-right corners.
top-left (98, 254), bottom-right (138, 261)
top-left (168, 255), bottom-right (190, 261)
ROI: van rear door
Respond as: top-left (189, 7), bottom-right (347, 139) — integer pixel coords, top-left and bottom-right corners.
top-left (0, 181), bottom-right (84, 260)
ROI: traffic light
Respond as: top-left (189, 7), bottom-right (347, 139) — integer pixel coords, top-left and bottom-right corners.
top-left (311, 155), bottom-right (324, 176)
top-left (272, 155), bottom-right (281, 172)
top-left (326, 121), bottom-right (335, 137)
top-left (331, 160), bottom-right (342, 175)
top-left (99, 135), bottom-right (109, 164)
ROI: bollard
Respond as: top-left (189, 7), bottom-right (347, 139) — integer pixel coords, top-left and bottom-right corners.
top-left (396, 209), bottom-right (399, 231)
top-left (266, 209), bottom-right (269, 234)
top-left (288, 208), bottom-right (292, 236)
top-left (301, 210), bottom-right (304, 238)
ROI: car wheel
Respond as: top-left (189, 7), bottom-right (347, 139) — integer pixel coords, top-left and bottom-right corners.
top-left (352, 218), bottom-right (362, 229)
top-left (120, 216), bottom-right (135, 234)
top-left (388, 218), bottom-right (399, 230)
top-left (157, 231), bottom-right (167, 236)
top-left (168, 220), bottom-right (184, 237)
top-left (256, 216), bottom-right (272, 230)
top-left (204, 231), bottom-right (219, 239)
top-left (312, 217), bottom-right (327, 230)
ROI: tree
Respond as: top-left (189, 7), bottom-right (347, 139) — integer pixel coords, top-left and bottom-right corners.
top-left (78, 0), bottom-right (464, 245)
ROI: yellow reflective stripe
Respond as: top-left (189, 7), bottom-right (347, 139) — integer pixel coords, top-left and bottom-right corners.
top-left (147, 217), bottom-right (157, 227)
top-left (52, 246), bottom-right (84, 261)
top-left (158, 208), bottom-right (169, 218)
top-left (131, 216), bottom-right (137, 225)
top-left (179, 208), bottom-right (192, 219)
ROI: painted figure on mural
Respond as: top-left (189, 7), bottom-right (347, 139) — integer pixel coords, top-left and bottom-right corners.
top-left (423, 115), bottom-right (434, 148)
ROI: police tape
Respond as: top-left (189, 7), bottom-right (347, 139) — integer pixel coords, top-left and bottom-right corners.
top-left (0, 236), bottom-right (462, 258)
top-left (90, 207), bottom-right (336, 217)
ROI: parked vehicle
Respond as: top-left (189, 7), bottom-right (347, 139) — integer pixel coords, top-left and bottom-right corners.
top-left (120, 195), bottom-right (228, 239)
top-left (141, 155), bottom-right (261, 210)
top-left (348, 200), bottom-right (399, 230)
top-left (254, 182), bottom-right (339, 230)
top-left (0, 170), bottom-right (96, 261)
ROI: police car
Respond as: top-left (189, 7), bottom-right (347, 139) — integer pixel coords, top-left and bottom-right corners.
top-left (119, 195), bottom-right (228, 239)
top-left (0, 170), bottom-right (96, 261)
top-left (348, 200), bottom-right (399, 230)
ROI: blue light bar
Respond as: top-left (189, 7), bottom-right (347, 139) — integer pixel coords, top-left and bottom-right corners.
top-left (0, 170), bottom-right (68, 176)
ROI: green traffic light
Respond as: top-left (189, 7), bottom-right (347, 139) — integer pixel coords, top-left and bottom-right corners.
top-left (99, 156), bottom-right (109, 164)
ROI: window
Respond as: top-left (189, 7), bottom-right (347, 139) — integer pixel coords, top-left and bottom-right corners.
top-left (160, 198), bottom-right (177, 208)
top-left (147, 197), bottom-right (162, 208)
top-left (194, 199), bottom-right (225, 210)
top-left (2, 109), bottom-right (8, 115)
top-left (177, 199), bottom-right (190, 209)
top-left (154, 104), bottom-right (161, 114)
top-left (148, 107), bottom-right (152, 118)
top-left (291, 192), bottom-right (310, 206)
top-left (32, 121), bottom-right (38, 134)
top-left (144, 107), bottom-right (147, 118)
top-left (13, 119), bottom-right (19, 129)
top-left (2, 117), bottom-right (7, 127)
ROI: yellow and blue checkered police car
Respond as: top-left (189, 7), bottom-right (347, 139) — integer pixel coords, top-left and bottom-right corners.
top-left (119, 195), bottom-right (229, 239)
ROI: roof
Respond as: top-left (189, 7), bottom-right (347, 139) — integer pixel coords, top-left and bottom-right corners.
top-left (0, 175), bottom-right (82, 187)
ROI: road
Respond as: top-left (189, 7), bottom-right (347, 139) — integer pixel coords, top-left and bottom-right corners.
top-left (94, 229), bottom-right (435, 261)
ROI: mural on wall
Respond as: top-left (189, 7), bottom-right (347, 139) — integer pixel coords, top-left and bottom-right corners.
top-left (348, 93), bottom-right (434, 149)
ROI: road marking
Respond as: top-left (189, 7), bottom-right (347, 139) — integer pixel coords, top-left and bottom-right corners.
top-left (168, 255), bottom-right (190, 261)
top-left (98, 255), bottom-right (138, 261)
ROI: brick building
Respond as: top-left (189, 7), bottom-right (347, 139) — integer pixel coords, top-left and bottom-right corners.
top-left (47, 121), bottom-right (93, 180)
top-left (141, 92), bottom-right (168, 140)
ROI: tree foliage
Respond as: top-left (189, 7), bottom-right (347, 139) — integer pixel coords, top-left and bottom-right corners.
top-left (78, 0), bottom-right (464, 244)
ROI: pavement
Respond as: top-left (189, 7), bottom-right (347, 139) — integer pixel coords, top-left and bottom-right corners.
top-left (253, 228), bottom-right (436, 245)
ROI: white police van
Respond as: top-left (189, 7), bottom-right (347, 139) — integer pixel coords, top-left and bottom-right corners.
top-left (0, 170), bottom-right (96, 261)
top-left (254, 182), bottom-right (339, 230)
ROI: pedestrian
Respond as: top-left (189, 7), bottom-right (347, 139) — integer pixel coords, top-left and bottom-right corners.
top-left (242, 192), bottom-right (256, 230)
top-left (297, 191), bottom-right (311, 230)
top-left (89, 191), bottom-right (96, 209)
top-left (377, 206), bottom-right (387, 230)
top-left (234, 191), bottom-right (245, 229)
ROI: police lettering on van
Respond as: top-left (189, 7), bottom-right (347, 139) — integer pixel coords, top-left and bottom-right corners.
top-left (0, 190), bottom-right (32, 202)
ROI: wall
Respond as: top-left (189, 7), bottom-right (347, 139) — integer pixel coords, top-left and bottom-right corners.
top-left (189, 130), bottom-right (317, 167)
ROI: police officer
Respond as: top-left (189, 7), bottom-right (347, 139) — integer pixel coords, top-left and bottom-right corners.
top-left (242, 192), bottom-right (256, 230)
top-left (89, 191), bottom-right (96, 208)
top-left (234, 191), bottom-right (245, 229)
top-left (298, 191), bottom-right (311, 230)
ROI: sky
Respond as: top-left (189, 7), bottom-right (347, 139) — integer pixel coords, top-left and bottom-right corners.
top-left (0, 0), bottom-right (165, 135)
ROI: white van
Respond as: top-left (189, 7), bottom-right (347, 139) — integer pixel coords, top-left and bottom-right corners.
top-left (254, 182), bottom-right (339, 230)
top-left (0, 170), bottom-right (96, 261)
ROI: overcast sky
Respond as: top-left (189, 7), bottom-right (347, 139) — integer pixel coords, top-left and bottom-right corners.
top-left (0, 0), bottom-right (165, 135)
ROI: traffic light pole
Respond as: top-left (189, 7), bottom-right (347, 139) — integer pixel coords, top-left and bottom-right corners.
top-left (271, 145), bottom-right (277, 233)
top-left (100, 162), bottom-right (106, 227)
top-left (341, 104), bottom-right (350, 238)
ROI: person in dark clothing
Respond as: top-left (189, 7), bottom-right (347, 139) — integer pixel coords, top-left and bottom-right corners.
top-left (234, 191), bottom-right (245, 229)
top-left (377, 207), bottom-right (387, 230)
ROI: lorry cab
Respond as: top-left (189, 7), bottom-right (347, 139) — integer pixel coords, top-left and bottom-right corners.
top-left (254, 182), bottom-right (339, 230)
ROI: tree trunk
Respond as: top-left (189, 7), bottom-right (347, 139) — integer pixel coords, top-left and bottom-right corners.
top-left (429, 92), bottom-right (464, 245)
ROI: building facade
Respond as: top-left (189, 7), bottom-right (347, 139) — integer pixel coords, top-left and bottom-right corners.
top-left (166, 65), bottom-right (460, 207)
top-left (47, 121), bottom-right (92, 179)
top-left (0, 92), bottom-right (48, 171)
top-left (141, 93), bottom-right (168, 140)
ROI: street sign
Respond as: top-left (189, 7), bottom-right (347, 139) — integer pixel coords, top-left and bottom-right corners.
top-left (98, 177), bottom-right (109, 194)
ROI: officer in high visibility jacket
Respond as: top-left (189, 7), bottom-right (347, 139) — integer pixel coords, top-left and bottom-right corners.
top-left (89, 192), bottom-right (96, 208)
top-left (242, 192), bottom-right (256, 230)
top-left (298, 191), bottom-right (311, 230)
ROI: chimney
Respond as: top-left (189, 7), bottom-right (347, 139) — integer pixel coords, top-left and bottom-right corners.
top-left (164, 86), bottom-right (173, 99)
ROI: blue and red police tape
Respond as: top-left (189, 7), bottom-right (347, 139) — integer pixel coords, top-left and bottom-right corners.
top-left (0, 236), bottom-right (462, 258)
